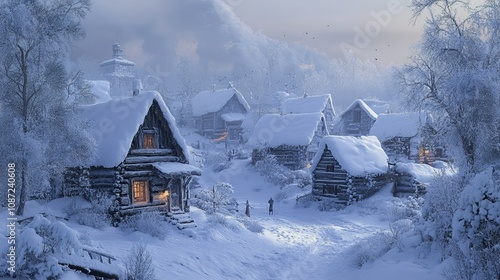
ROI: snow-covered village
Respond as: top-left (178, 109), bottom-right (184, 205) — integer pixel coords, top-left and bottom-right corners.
top-left (0, 0), bottom-right (499, 279)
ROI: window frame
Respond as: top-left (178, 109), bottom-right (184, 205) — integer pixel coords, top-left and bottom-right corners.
top-left (132, 180), bottom-right (150, 204)
top-left (141, 129), bottom-right (158, 149)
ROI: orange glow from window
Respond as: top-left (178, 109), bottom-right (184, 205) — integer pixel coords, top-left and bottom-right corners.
top-left (133, 181), bottom-right (149, 203)
top-left (213, 132), bottom-right (228, 142)
top-left (143, 133), bottom-right (155, 149)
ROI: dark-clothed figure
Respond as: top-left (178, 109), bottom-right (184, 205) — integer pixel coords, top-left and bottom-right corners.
top-left (245, 200), bottom-right (250, 217)
top-left (268, 198), bottom-right (274, 215)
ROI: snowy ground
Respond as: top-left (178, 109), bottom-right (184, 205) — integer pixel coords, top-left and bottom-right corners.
top-left (1, 156), bottom-right (449, 280)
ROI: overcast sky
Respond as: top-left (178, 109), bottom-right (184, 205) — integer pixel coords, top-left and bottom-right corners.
top-left (72, 0), bottom-right (424, 70)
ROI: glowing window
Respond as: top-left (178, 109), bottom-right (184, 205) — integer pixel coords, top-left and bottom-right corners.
top-left (133, 181), bottom-right (149, 204)
top-left (143, 133), bottom-right (155, 149)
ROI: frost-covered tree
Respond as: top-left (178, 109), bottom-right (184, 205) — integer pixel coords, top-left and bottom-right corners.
top-left (125, 243), bottom-right (158, 280)
top-left (451, 166), bottom-right (500, 279)
top-left (400, 1), bottom-right (500, 273)
top-left (0, 0), bottom-right (93, 215)
top-left (192, 182), bottom-right (236, 213)
top-left (399, 0), bottom-right (500, 172)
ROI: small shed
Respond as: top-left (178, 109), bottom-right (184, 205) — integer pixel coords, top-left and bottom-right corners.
top-left (247, 113), bottom-right (329, 170)
top-left (280, 94), bottom-right (336, 132)
top-left (392, 162), bottom-right (443, 197)
top-left (370, 112), bottom-right (446, 164)
top-left (64, 91), bottom-right (201, 224)
top-left (311, 136), bottom-right (390, 205)
top-left (192, 84), bottom-right (250, 145)
top-left (333, 99), bottom-right (377, 136)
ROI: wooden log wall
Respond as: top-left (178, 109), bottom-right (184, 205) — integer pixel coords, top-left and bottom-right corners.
top-left (312, 149), bottom-right (351, 204)
top-left (252, 146), bottom-right (307, 170)
top-left (341, 106), bottom-right (375, 136)
top-left (393, 172), bottom-right (427, 197)
top-left (312, 148), bottom-right (391, 205)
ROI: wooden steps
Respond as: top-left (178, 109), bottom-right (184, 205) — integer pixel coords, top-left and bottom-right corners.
top-left (166, 207), bottom-right (197, 230)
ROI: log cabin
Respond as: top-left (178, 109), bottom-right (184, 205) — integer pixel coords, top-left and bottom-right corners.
top-left (191, 84), bottom-right (250, 146)
top-left (370, 112), bottom-right (447, 164)
top-left (332, 99), bottom-right (377, 136)
top-left (64, 91), bottom-right (201, 225)
top-left (247, 113), bottom-right (329, 170)
top-left (280, 94), bottom-right (336, 132)
top-left (311, 136), bottom-right (390, 205)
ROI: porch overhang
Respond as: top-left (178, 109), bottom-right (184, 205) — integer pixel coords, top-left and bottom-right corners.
top-left (152, 162), bottom-right (202, 178)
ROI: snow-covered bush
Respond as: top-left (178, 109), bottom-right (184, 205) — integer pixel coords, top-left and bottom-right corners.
top-left (386, 196), bottom-right (423, 223)
top-left (125, 243), bottom-right (158, 280)
top-left (12, 215), bottom-right (86, 279)
top-left (292, 169), bottom-right (312, 188)
top-left (191, 182), bottom-right (237, 214)
top-left (450, 166), bottom-right (500, 279)
top-left (388, 219), bottom-right (414, 251)
top-left (122, 212), bottom-right (168, 239)
top-left (254, 154), bottom-right (312, 187)
top-left (66, 193), bottom-right (112, 229)
top-left (345, 231), bottom-right (393, 268)
top-left (416, 174), bottom-right (464, 249)
top-left (203, 151), bottom-right (232, 172)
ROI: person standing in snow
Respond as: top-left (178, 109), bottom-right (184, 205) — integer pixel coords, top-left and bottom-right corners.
top-left (245, 200), bottom-right (251, 217)
top-left (268, 198), bottom-right (274, 215)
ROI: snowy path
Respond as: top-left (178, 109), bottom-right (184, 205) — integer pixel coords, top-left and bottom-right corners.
top-left (242, 203), bottom-right (388, 279)
top-left (196, 158), bottom-right (393, 279)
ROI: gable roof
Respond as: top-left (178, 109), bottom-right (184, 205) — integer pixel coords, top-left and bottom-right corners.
top-left (311, 136), bottom-right (388, 176)
top-left (246, 113), bottom-right (327, 148)
top-left (280, 94), bottom-right (335, 115)
top-left (80, 91), bottom-right (189, 168)
top-left (337, 99), bottom-right (378, 120)
top-left (370, 112), bottom-right (428, 142)
top-left (191, 86), bottom-right (250, 117)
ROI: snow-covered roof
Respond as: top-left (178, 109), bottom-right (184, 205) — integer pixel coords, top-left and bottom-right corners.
top-left (153, 162), bottom-right (202, 177)
top-left (88, 80), bottom-right (111, 104)
top-left (192, 87), bottom-right (250, 117)
top-left (246, 113), bottom-right (326, 148)
top-left (370, 112), bottom-right (428, 142)
top-left (363, 99), bottom-right (390, 115)
top-left (80, 91), bottom-right (189, 168)
top-left (337, 99), bottom-right (378, 120)
top-left (100, 43), bottom-right (135, 67)
top-left (221, 113), bottom-right (246, 122)
top-left (280, 94), bottom-right (335, 115)
top-left (311, 136), bottom-right (388, 176)
top-left (99, 57), bottom-right (135, 67)
top-left (395, 162), bottom-right (441, 183)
